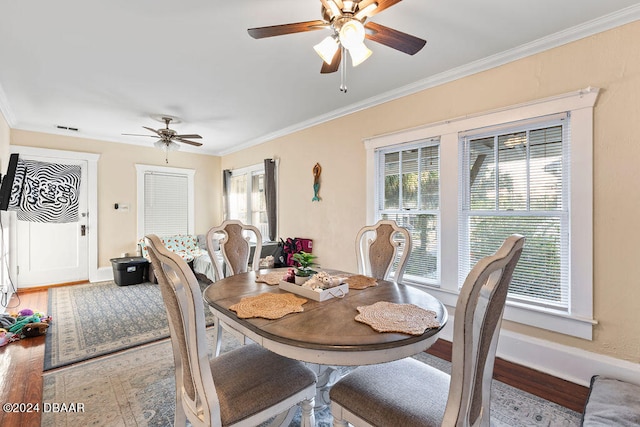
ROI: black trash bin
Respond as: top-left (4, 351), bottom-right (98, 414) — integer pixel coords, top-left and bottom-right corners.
top-left (110, 257), bottom-right (149, 286)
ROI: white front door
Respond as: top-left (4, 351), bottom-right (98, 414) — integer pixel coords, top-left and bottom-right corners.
top-left (16, 155), bottom-right (88, 288)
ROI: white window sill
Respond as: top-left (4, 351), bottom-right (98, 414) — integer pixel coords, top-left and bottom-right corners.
top-left (407, 283), bottom-right (597, 340)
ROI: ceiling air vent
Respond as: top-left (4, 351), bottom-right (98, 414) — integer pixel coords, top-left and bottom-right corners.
top-left (56, 125), bottom-right (79, 131)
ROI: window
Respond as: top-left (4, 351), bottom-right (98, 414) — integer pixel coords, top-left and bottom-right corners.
top-left (136, 164), bottom-right (195, 239)
top-left (227, 164), bottom-right (268, 239)
top-left (376, 140), bottom-right (440, 283)
top-left (365, 88), bottom-right (598, 339)
top-left (459, 115), bottom-right (569, 310)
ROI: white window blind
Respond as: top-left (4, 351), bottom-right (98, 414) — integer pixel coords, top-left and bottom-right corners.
top-left (143, 171), bottom-right (189, 236)
top-left (459, 113), bottom-right (570, 310)
top-left (376, 139), bottom-right (440, 283)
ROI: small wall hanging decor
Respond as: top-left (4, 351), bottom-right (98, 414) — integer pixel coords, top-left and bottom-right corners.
top-left (312, 163), bottom-right (322, 202)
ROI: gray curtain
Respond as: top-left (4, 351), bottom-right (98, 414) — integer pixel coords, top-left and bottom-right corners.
top-left (222, 169), bottom-right (232, 220)
top-left (264, 159), bottom-right (277, 241)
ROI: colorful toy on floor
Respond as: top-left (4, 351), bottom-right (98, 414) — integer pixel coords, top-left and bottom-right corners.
top-left (0, 313), bottom-right (16, 329)
top-left (0, 308), bottom-right (52, 346)
top-left (22, 322), bottom-right (49, 337)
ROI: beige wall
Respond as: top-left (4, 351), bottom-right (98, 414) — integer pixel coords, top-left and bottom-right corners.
top-left (10, 130), bottom-right (222, 268)
top-left (0, 111), bottom-right (9, 172)
top-left (222, 21), bottom-right (640, 362)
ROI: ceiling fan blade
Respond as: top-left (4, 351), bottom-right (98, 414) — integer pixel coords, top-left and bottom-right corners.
top-left (365, 21), bottom-right (426, 55)
top-left (248, 20), bottom-right (328, 39)
top-left (175, 138), bottom-right (203, 147)
top-left (122, 133), bottom-right (157, 138)
top-left (359, 0), bottom-right (402, 17)
top-left (174, 134), bottom-right (202, 139)
top-left (321, 48), bottom-right (342, 74)
top-left (142, 126), bottom-right (161, 135)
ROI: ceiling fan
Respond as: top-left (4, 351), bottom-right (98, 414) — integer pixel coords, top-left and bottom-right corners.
top-left (123, 115), bottom-right (203, 163)
top-left (248, 0), bottom-right (426, 90)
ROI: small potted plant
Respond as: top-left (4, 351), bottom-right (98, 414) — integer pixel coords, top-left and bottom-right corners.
top-left (292, 251), bottom-right (318, 284)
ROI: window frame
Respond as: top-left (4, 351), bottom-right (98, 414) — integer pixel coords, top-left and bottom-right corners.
top-left (136, 164), bottom-right (195, 240)
top-left (227, 163), bottom-right (268, 240)
top-left (459, 114), bottom-right (570, 311)
top-left (364, 88), bottom-right (598, 340)
top-left (374, 138), bottom-right (441, 285)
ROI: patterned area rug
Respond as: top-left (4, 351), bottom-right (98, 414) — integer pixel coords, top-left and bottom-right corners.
top-left (44, 280), bottom-right (215, 370)
top-left (42, 330), bottom-right (582, 427)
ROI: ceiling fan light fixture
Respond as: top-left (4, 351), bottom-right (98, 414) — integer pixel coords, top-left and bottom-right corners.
top-left (327, 0), bottom-right (342, 17)
top-left (338, 19), bottom-right (365, 50)
top-left (354, 2), bottom-right (378, 20)
top-left (348, 41), bottom-right (372, 66)
top-left (154, 139), bottom-right (180, 152)
top-left (314, 35), bottom-right (340, 65)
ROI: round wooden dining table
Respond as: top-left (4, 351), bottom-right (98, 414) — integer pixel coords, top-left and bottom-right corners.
top-left (203, 268), bottom-right (448, 408)
top-left (203, 268), bottom-right (448, 366)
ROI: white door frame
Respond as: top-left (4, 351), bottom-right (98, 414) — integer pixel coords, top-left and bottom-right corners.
top-left (10, 146), bottom-right (100, 283)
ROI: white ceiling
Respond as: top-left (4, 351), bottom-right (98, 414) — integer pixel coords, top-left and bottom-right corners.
top-left (1, 1), bottom-right (639, 156)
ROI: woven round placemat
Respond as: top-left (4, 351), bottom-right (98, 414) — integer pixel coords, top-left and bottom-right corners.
top-left (255, 271), bottom-right (285, 286)
top-left (344, 274), bottom-right (378, 290)
top-left (229, 293), bottom-right (308, 319)
top-left (355, 301), bottom-right (440, 335)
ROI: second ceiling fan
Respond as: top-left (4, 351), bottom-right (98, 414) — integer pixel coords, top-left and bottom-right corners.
top-left (248, 0), bottom-right (426, 82)
top-left (123, 115), bottom-right (203, 163)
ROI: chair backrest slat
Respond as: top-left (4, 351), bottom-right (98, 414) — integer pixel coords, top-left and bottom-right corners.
top-left (145, 234), bottom-right (222, 427)
top-left (206, 220), bottom-right (262, 282)
top-left (355, 220), bottom-right (412, 283)
top-left (443, 234), bottom-right (525, 427)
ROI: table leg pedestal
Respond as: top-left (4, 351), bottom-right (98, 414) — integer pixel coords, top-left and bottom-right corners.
top-left (306, 364), bottom-right (355, 409)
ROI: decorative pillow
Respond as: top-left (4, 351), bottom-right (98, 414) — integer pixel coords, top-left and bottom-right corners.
top-left (582, 375), bottom-right (640, 426)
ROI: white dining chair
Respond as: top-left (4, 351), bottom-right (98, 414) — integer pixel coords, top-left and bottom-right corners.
top-left (330, 234), bottom-right (525, 427)
top-left (206, 220), bottom-right (263, 281)
top-left (145, 234), bottom-right (316, 427)
top-left (355, 219), bottom-right (412, 283)
top-left (206, 220), bottom-right (262, 355)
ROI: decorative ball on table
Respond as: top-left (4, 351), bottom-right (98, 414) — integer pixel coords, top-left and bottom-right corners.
top-left (283, 268), bottom-right (296, 283)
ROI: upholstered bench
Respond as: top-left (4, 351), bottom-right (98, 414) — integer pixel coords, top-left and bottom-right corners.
top-left (581, 375), bottom-right (640, 426)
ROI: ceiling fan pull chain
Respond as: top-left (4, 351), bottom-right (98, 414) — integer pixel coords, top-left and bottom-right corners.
top-left (340, 47), bottom-right (348, 93)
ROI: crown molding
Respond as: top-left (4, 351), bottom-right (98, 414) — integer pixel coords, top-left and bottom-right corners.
top-left (220, 4), bottom-right (640, 156)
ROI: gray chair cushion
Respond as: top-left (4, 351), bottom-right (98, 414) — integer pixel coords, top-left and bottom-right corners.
top-left (212, 344), bottom-right (316, 425)
top-left (330, 357), bottom-right (450, 427)
top-left (582, 375), bottom-right (640, 427)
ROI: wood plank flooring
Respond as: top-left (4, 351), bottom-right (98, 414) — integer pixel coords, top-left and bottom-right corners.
top-left (0, 287), bottom-right (588, 427)
top-left (426, 339), bottom-right (590, 413)
top-left (1, 289), bottom-right (47, 427)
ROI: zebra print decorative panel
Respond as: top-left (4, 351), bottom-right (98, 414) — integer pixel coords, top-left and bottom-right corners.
top-left (9, 159), bottom-right (81, 223)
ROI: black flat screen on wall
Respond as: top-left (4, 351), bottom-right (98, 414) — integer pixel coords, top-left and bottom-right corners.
top-left (0, 153), bottom-right (19, 211)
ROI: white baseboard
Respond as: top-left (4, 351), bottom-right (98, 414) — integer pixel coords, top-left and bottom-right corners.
top-left (92, 266), bottom-right (114, 283)
top-left (439, 315), bottom-right (640, 388)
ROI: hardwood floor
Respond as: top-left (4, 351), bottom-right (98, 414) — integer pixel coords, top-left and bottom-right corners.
top-left (0, 289), bottom-right (47, 427)
top-left (426, 340), bottom-right (590, 413)
top-left (0, 287), bottom-right (589, 427)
